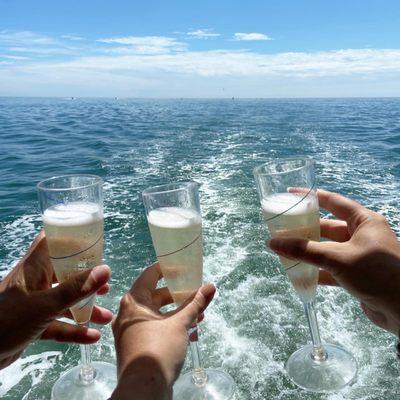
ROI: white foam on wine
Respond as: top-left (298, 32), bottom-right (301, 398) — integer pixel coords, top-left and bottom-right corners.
top-left (148, 207), bottom-right (201, 229)
top-left (43, 202), bottom-right (102, 226)
top-left (261, 192), bottom-right (318, 216)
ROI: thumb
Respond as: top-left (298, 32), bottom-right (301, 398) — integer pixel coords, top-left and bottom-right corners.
top-left (360, 302), bottom-right (391, 333)
top-left (175, 284), bottom-right (216, 329)
top-left (45, 265), bottom-right (111, 316)
top-left (268, 238), bottom-right (341, 273)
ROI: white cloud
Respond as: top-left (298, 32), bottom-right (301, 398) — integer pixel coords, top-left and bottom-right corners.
top-left (0, 30), bottom-right (56, 45)
top-left (234, 32), bottom-right (273, 41)
top-left (0, 32), bottom-right (399, 97)
top-left (61, 34), bottom-right (85, 41)
top-left (187, 29), bottom-right (220, 39)
top-left (0, 54), bottom-right (29, 60)
top-left (97, 35), bottom-right (186, 55)
top-left (0, 31), bottom-right (84, 57)
top-left (19, 48), bottom-right (399, 78)
top-left (8, 46), bottom-right (78, 55)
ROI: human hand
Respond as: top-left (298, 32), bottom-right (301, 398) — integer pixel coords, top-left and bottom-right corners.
top-left (0, 231), bottom-right (112, 369)
top-left (111, 263), bottom-right (215, 400)
top-left (268, 189), bottom-right (400, 335)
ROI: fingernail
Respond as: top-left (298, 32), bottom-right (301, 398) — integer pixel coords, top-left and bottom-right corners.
top-left (86, 329), bottom-right (101, 340)
top-left (203, 282), bottom-right (215, 290)
top-left (91, 265), bottom-right (111, 283)
top-left (102, 308), bottom-right (114, 319)
top-left (202, 283), bottom-right (216, 293)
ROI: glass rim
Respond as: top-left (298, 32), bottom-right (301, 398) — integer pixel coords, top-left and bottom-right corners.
top-left (37, 174), bottom-right (103, 192)
top-left (142, 181), bottom-right (199, 197)
top-left (253, 157), bottom-right (315, 177)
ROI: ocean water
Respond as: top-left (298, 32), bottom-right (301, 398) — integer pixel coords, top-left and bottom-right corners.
top-left (1, 97), bottom-right (400, 399)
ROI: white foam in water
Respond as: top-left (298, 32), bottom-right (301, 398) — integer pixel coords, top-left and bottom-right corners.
top-left (0, 352), bottom-right (61, 396)
top-left (148, 207), bottom-right (201, 228)
top-left (0, 214), bottom-right (39, 276)
top-left (43, 202), bottom-right (102, 226)
top-left (3, 101), bottom-right (400, 399)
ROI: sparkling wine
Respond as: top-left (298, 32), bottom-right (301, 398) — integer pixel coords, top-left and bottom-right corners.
top-left (147, 207), bottom-right (203, 305)
top-left (43, 202), bottom-right (104, 323)
top-left (262, 192), bottom-right (320, 302)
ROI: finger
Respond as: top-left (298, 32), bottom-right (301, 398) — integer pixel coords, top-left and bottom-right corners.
top-left (90, 305), bottom-right (113, 324)
top-left (165, 310), bottom-right (206, 323)
top-left (153, 287), bottom-right (173, 309)
top-left (174, 284), bottom-right (216, 329)
top-left (360, 302), bottom-right (390, 332)
top-left (197, 312), bottom-right (205, 323)
top-left (316, 189), bottom-right (369, 231)
top-left (22, 231), bottom-right (54, 289)
top-left (63, 305), bottom-right (113, 324)
top-left (131, 262), bottom-right (162, 296)
top-left (320, 218), bottom-right (350, 242)
top-left (30, 230), bottom-right (46, 248)
top-left (53, 282), bottom-right (110, 295)
top-left (40, 320), bottom-right (101, 344)
top-left (268, 237), bottom-right (343, 273)
top-left (318, 270), bottom-right (340, 286)
top-left (44, 265), bottom-right (111, 316)
top-left (97, 283), bottom-right (110, 295)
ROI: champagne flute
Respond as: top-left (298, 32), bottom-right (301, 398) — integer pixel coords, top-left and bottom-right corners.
top-left (142, 181), bottom-right (236, 400)
top-left (37, 175), bottom-right (117, 400)
top-left (253, 158), bottom-right (357, 393)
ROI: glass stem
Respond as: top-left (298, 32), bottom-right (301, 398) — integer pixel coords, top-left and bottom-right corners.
top-left (303, 301), bottom-right (327, 362)
top-left (188, 326), bottom-right (208, 387)
top-left (79, 323), bottom-right (96, 385)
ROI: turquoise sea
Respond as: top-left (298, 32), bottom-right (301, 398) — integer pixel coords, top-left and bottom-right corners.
top-left (1, 97), bottom-right (400, 399)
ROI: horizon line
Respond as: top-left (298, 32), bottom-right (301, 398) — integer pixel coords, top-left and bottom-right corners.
top-left (1, 95), bottom-right (400, 100)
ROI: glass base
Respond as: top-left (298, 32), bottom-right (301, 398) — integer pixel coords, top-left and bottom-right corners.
top-left (173, 368), bottom-right (236, 400)
top-left (286, 343), bottom-right (357, 393)
top-left (51, 361), bottom-right (117, 400)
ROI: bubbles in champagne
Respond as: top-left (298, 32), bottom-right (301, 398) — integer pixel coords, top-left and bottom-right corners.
top-left (262, 193), bottom-right (320, 303)
top-left (148, 207), bottom-right (203, 306)
top-left (43, 202), bottom-right (104, 324)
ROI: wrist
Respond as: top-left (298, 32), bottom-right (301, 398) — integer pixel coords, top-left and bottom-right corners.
top-left (112, 355), bottom-right (173, 400)
top-left (114, 324), bottom-right (184, 387)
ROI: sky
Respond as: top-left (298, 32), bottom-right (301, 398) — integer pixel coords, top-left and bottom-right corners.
top-left (0, 0), bottom-right (400, 97)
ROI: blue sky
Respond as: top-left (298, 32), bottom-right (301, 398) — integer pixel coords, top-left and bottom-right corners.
top-left (1, 0), bottom-right (400, 97)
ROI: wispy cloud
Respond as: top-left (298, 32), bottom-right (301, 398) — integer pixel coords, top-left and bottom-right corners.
top-left (1, 30), bottom-right (399, 97)
top-left (0, 30), bottom-right (56, 46)
top-left (0, 30), bottom-right (82, 57)
top-left (0, 54), bottom-right (30, 60)
top-left (61, 34), bottom-right (85, 41)
top-left (8, 46), bottom-right (78, 55)
top-left (97, 35), bottom-right (186, 54)
top-left (234, 32), bottom-right (273, 41)
top-left (186, 29), bottom-right (220, 39)
top-left (9, 48), bottom-right (400, 77)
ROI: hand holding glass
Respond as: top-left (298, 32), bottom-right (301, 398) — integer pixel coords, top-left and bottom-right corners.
top-left (143, 182), bottom-right (236, 400)
top-left (38, 175), bottom-right (117, 400)
top-left (254, 158), bottom-right (357, 393)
